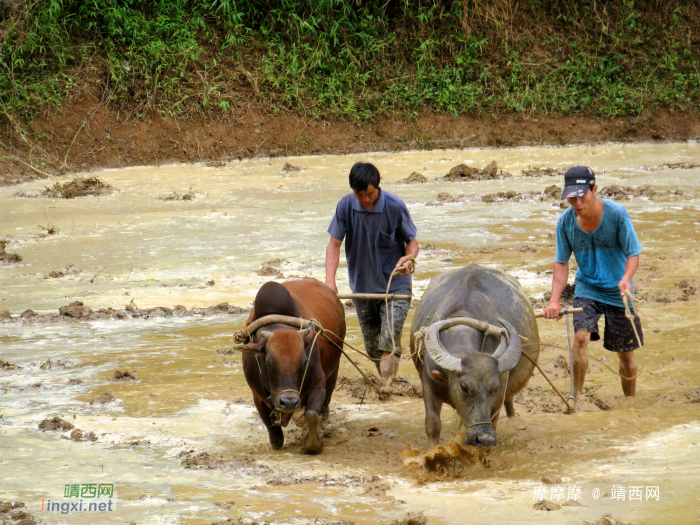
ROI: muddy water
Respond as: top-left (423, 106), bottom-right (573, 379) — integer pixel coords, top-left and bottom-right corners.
top-left (1, 142), bottom-right (699, 524)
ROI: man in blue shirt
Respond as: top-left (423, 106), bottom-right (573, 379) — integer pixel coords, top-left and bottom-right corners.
top-left (543, 167), bottom-right (643, 409)
top-left (326, 162), bottom-right (419, 378)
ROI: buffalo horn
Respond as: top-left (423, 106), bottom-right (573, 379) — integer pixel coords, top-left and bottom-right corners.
top-left (424, 320), bottom-right (463, 372)
top-left (493, 318), bottom-right (521, 373)
top-left (298, 326), bottom-right (312, 339)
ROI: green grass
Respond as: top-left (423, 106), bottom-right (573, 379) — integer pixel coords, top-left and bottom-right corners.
top-left (1, 0), bottom-right (699, 122)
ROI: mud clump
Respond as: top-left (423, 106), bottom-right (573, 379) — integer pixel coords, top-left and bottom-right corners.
top-left (112, 370), bottom-right (138, 382)
top-left (70, 429), bottom-right (98, 442)
top-left (442, 161), bottom-right (511, 181)
top-left (59, 301), bottom-right (94, 319)
top-left (533, 499), bottom-right (561, 511)
top-left (38, 416), bottom-right (75, 432)
top-left (521, 167), bottom-right (565, 177)
top-left (398, 172), bottom-right (427, 184)
top-left (599, 184), bottom-right (683, 201)
top-left (0, 501), bottom-right (36, 524)
top-left (544, 184), bottom-right (561, 199)
top-left (402, 433), bottom-right (497, 482)
top-left (1, 359), bottom-right (16, 370)
top-left (44, 263), bottom-right (79, 279)
top-left (90, 392), bottom-right (115, 404)
top-left (5, 301), bottom-right (249, 324)
top-left (41, 177), bottom-right (114, 198)
top-left (282, 162), bottom-right (301, 172)
top-left (179, 451), bottom-right (272, 476)
top-left (588, 515), bottom-right (634, 525)
top-left (0, 240), bottom-right (22, 264)
top-left (436, 192), bottom-right (456, 203)
top-left (393, 512), bottom-right (428, 525)
top-left (258, 265), bottom-right (282, 277)
top-left (685, 388), bottom-right (700, 403)
top-left (157, 187), bottom-right (200, 201)
top-left (338, 374), bottom-right (421, 401)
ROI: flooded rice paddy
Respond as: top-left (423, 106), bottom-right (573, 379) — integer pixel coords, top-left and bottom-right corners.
top-left (1, 142), bottom-right (699, 524)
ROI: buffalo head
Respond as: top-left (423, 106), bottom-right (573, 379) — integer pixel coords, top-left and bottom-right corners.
top-left (235, 325), bottom-right (316, 413)
top-left (423, 318), bottom-right (521, 448)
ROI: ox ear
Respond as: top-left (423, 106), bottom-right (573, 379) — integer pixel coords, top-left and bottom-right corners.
top-left (430, 369), bottom-right (448, 383)
top-left (233, 343), bottom-right (265, 357)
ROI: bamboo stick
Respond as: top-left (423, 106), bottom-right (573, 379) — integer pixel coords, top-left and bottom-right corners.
top-left (534, 307), bottom-right (583, 318)
top-left (337, 293), bottom-right (412, 301)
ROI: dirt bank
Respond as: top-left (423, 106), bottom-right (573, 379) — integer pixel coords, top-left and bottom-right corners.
top-left (2, 103), bottom-right (700, 186)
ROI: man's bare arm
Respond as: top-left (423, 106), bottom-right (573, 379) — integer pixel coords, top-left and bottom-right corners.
top-left (396, 239), bottom-right (419, 275)
top-left (325, 236), bottom-right (342, 293)
top-left (619, 254), bottom-right (639, 296)
top-left (543, 262), bottom-right (569, 320)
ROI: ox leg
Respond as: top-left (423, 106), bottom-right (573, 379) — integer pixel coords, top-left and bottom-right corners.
top-left (253, 396), bottom-right (284, 450)
top-left (322, 368), bottom-right (339, 418)
top-left (303, 387), bottom-right (326, 454)
top-left (423, 389), bottom-right (443, 448)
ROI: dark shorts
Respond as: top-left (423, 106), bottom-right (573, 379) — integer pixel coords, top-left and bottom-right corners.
top-left (353, 289), bottom-right (411, 359)
top-left (573, 296), bottom-right (644, 353)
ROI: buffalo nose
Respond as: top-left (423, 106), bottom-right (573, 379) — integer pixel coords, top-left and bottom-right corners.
top-left (465, 425), bottom-right (498, 448)
top-left (277, 393), bottom-right (300, 412)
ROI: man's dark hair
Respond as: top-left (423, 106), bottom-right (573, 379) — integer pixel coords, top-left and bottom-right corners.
top-left (349, 162), bottom-right (380, 193)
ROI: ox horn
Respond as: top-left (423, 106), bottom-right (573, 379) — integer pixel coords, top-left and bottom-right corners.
top-left (256, 330), bottom-right (273, 344)
top-left (492, 318), bottom-right (521, 373)
top-left (424, 320), bottom-right (462, 372)
top-left (298, 325), bottom-right (313, 340)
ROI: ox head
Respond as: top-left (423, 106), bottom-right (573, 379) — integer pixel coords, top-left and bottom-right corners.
top-left (424, 318), bottom-right (521, 448)
top-left (235, 325), bottom-right (316, 413)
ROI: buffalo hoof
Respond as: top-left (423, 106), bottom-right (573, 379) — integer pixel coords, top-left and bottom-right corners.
top-left (268, 427), bottom-right (284, 450)
top-left (303, 410), bottom-right (323, 454)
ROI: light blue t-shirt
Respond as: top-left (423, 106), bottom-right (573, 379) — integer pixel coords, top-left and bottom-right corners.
top-left (555, 199), bottom-right (642, 307)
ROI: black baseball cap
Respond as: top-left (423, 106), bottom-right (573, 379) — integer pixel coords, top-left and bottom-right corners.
top-left (561, 166), bottom-right (596, 199)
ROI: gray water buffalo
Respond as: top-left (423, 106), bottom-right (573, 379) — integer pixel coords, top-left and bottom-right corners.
top-left (411, 264), bottom-right (539, 448)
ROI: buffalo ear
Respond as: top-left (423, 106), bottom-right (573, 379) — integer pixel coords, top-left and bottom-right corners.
top-left (233, 343), bottom-right (265, 357)
top-left (430, 369), bottom-right (448, 383)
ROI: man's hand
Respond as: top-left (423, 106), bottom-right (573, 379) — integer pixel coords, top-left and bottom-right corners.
top-left (618, 276), bottom-right (632, 297)
top-left (543, 301), bottom-right (563, 320)
top-left (395, 255), bottom-right (414, 275)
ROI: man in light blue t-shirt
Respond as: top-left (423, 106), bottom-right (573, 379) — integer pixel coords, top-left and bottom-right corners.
top-left (543, 167), bottom-right (643, 409)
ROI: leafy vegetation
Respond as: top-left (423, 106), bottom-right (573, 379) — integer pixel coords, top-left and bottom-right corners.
top-left (1, 0), bottom-right (699, 121)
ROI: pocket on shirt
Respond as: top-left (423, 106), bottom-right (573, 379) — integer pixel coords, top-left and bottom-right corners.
top-left (379, 230), bottom-right (396, 249)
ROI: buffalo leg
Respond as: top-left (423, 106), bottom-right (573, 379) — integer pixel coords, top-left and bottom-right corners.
top-left (303, 387), bottom-right (326, 454)
top-left (253, 396), bottom-right (284, 450)
top-left (423, 388), bottom-right (443, 448)
top-left (504, 399), bottom-right (516, 418)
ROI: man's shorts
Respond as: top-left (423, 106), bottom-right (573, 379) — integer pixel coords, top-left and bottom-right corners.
top-left (353, 289), bottom-right (411, 360)
top-left (572, 296), bottom-right (644, 352)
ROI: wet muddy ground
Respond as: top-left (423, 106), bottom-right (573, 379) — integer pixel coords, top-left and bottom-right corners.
top-left (1, 142), bottom-right (699, 524)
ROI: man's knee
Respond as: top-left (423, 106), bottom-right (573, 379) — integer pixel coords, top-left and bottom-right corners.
top-left (618, 350), bottom-right (636, 369)
top-left (574, 330), bottom-right (591, 347)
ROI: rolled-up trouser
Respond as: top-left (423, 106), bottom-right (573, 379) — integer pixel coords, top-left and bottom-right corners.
top-left (353, 289), bottom-right (411, 360)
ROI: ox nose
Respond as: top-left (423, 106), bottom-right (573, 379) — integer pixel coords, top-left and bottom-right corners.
top-left (277, 392), bottom-right (301, 412)
top-left (464, 424), bottom-right (498, 448)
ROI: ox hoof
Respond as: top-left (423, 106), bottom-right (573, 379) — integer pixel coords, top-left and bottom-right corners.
top-left (303, 410), bottom-right (324, 454)
top-left (268, 427), bottom-right (284, 450)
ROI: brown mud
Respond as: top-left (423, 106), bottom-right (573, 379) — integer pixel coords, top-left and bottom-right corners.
top-left (2, 103), bottom-right (700, 186)
top-left (338, 373), bottom-right (422, 401)
top-left (401, 433), bottom-right (499, 483)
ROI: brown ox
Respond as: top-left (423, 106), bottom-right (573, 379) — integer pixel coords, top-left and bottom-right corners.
top-left (236, 279), bottom-right (345, 453)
